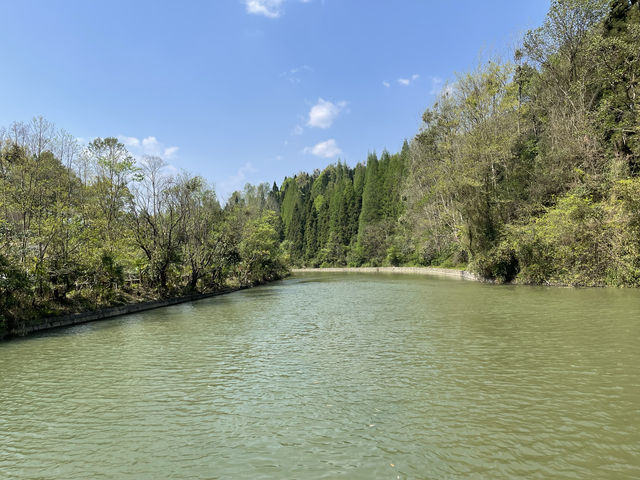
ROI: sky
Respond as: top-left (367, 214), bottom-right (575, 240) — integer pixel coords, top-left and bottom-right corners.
top-left (0, 0), bottom-right (550, 201)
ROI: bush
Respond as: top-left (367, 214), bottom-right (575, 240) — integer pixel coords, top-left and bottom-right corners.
top-left (493, 194), bottom-right (612, 285)
top-left (470, 243), bottom-right (519, 283)
top-left (386, 245), bottom-right (403, 266)
top-left (0, 254), bottom-right (32, 337)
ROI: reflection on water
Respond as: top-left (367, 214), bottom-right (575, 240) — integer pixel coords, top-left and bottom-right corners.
top-left (1, 273), bottom-right (639, 479)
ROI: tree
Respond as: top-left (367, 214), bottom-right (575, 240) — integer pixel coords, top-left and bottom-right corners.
top-left (178, 175), bottom-right (224, 292)
top-left (130, 156), bottom-right (185, 294)
top-left (238, 211), bottom-right (287, 285)
top-left (87, 137), bottom-right (138, 246)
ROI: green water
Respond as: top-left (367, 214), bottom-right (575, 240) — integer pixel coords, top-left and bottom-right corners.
top-left (1, 273), bottom-right (639, 479)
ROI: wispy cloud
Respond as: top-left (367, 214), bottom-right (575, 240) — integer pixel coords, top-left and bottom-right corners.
top-left (164, 146), bottom-right (179, 157)
top-left (397, 74), bottom-right (420, 87)
top-left (280, 65), bottom-right (313, 84)
top-left (245, 0), bottom-right (312, 18)
top-left (386, 73), bottom-right (450, 94)
top-left (119, 135), bottom-right (179, 159)
top-left (292, 125), bottom-right (304, 135)
top-left (304, 139), bottom-right (342, 158)
top-left (307, 98), bottom-right (347, 129)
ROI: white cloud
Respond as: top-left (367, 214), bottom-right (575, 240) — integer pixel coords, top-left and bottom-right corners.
top-left (245, 0), bottom-right (314, 18)
top-left (118, 135), bottom-right (179, 159)
top-left (245, 0), bottom-right (283, 18)
top-left (397, 74), bottom-right (420, 86)
top-left (120, 135), bottom-right (140, 148)
top-left (141, 136), bottom-right (158, 150)
top-left (304, 139), bottom-right (342, 158)
top-left (382, 81), bottom-right (390, 88)
top-left (163, 146), bottom-right (179, 158)
top-left (307, 98), bottom-right (347, 129)
top-left (292, 125), bottom-right (304, 135)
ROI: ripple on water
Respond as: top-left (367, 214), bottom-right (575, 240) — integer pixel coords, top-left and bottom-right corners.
top-left (1, 273), bottom-right (640, 479)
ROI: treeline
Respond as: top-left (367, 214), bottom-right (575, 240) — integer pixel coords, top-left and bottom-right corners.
top-left (0, 121), bottom-right (287, 336)
top-left (269, 147), bottom-right (407, 267)
top-left (269, 0), bottom-right (640, 286)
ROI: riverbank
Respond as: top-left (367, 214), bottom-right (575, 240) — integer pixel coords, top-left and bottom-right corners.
top-left (292, 266), bottom-right (482, 281)
top-left (292, 267), bottom-right (603, 287)
top-left (2, 286), bottom-right (250, 340)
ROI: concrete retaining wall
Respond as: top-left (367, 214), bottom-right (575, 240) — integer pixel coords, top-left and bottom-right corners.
top-left (8, 287), bottom-right (247, 339)
top-left (291, 266), bottom-right (481, 281)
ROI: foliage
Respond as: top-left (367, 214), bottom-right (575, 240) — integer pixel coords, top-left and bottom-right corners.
top-left (237, 211), bottom-right (288, 285)
top-left (0, 121), bottom-right (288, 338)
top-left (0, 253), bottom-right (31, 336)
top-left (399, 0), bottom-right (640, 284)
top-left (259, 0), bottom-right (640, 287)
top-left (272, 151), bottom-right (407, 267)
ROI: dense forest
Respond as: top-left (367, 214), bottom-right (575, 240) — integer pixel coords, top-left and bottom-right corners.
top-left (1, 0), bottom-right (639, 336)
top-left (268, 148), bottom-right (408, 267)
top-left (0, 124), bottom-right (287, 337)
top-left (265, 0), bottom-right (640, 286)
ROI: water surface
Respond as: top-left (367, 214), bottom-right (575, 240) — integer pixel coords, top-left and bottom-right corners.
top-left (1, 273), bottom-right (639, 478)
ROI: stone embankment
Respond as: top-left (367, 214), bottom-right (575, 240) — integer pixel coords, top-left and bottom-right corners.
top-left (7, 287), bottom-right (248, 339)
top-left (291, 266), bottom-right (481, 281)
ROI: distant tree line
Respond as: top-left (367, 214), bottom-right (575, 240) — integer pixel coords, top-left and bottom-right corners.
top-left (271, 146), bottom-right (408, 267)
top-left (0, 121), bottom-right (287, 336)
top-left (270, 0), bottom-right (640, 286)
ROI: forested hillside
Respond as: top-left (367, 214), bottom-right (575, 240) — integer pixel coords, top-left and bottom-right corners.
top-left (0, 123), bottom-right (287, 337)
top-left (261, 0), bottom-right (640, 286)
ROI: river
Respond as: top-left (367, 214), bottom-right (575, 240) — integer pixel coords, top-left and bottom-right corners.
top-left (1, 272), bottom-right (639, 479)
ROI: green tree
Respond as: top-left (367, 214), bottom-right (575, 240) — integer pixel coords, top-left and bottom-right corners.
top-left (238, 211), bottom-right (287, 285)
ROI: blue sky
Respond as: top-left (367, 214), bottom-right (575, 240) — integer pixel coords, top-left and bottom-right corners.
top-left (0, 0), bottom-right (550, 200)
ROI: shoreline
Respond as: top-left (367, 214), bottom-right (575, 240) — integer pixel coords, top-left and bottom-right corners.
top-left (291, 267), bottom-right (603, 288)
top-left (291, 266), bottom-right (482, 281)
top-left (3, 286), bottom-right (251, 341)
